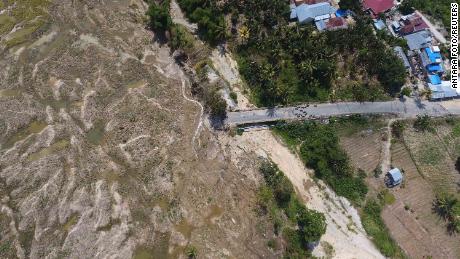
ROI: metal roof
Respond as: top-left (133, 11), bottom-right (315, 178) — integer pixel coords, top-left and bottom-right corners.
top-left (428, 75), bottom-right (441, 85)
top-left (374, 19), bottom-right (386, 30)
top-left (393, 46), bottom-right (411, 69)
top-left (388, 168), bottom-right (402, 184)
top-left (428, 81), bottom-right (458, 99)
top-left (404, 30), bottom-right (432, 50)
top-left (295, 3), bottom-right (336, 24)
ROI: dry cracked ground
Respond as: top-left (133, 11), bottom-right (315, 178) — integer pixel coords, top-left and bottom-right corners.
top-left (0, 0), bottom-right (277, 258)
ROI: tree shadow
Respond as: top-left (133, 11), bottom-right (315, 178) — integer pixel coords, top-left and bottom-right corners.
top-left (209, 115), bottom-right (226, 130)
top-left (150, 30), bottom-right (169, 46)
top-left (266, 107), bottom-right (276, 118)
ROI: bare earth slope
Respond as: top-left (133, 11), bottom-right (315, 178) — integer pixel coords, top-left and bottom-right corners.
top-left (0, 1), bottom-right (275, 258)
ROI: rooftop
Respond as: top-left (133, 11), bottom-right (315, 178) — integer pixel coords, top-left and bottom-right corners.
top-left (388, 168), bottom-right (403, 184)
top-left (399, 14), bottom-right (429, 35)
top-left (404, 30), bottom-right (432, 50)
top-left (363, 0), bottom-right (395, 15)
top-left (294, 3), bottom-right (336, 23)
top-left (394, 46), bottom-right (411, 69)
top-left (429, 81), bottom-right (458, 99)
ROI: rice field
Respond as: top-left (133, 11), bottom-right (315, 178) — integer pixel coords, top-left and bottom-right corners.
top-left (340, 119), bottom-right (460, 258)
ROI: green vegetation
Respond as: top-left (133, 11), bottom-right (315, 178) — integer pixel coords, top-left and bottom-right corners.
top-left (400, 87), bottom-right (412, 98)
top-left (399, 0), bottom-right (453, 32)
top-left (378, 189), bottom-right (396, 205)
top-left (237, 18), bottom-right (405, 106)
top-left (146, 0), bottom-right (172, 32)
top-left (173, 1), bottom-right (406, 106)
top-left (452, 122), bottom-right (460, 138)
top-left (413, 114), bottom-right (433, 132)
top-left (338, 0), bottom-right (361, 12)
top-left (361, 200), bottom-right (404, 257)
top-left (185, 245), bottom-right (197, 259)
top-left (176, 0), bottom-right (226, 45)
top-left (419, 144), bottom-right (442, 166)
top-left (258, 161), bottom-right (326, 257)
top-left (273, 120), bottom-right (368, 203)
top-left (433, 193), bottom-right (460, 233)
top-left (392, 120), bottom-right (405, 139)
top-left (170, 24), bottom-right (195, 51)
top-left (0, 0), bottom-right (51, 48)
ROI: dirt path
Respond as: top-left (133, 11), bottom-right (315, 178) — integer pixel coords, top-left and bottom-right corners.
top-left (210, 46), bottom-right (254, 110)
top-left (170, 0), bottom-right (197, 32)
top-left (222, 130), bottom-right (384, 258)
top-left (381, 119), bottom-right (395, 173)
top-left (415, 11), bottom-right (447, 44)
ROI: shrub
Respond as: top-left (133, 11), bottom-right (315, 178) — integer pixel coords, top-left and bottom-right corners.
top-left (433, 193), bottom-right (460, 233)
top-left (413, 114), bottom-right (433, 132)
top-left (258, 161), bottom-right (326, 257)
top-left (146, 1), bottom-right (172, 32)
top-left (391, 120), bottom-right (405, 139)
top-left (274, 121), bottom-right (368, 203)
top-left (361, 200), bottom-right (402, 257)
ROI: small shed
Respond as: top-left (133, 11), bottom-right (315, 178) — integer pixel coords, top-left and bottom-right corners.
top-left (373, 19), bottom-right (386, 30)
top-left (386, 168), bottom-right (403, 187)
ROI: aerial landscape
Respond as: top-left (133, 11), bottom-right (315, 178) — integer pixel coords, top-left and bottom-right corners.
top-left (0, 0), bottom-right (459, 258)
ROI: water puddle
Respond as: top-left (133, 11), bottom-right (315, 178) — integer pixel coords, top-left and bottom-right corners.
top-left (0, 89), bottom-right (21, 97)
top-left (127, 79), bottom-right (147, 89)
top-left (204, 204), bottom-right (224, 225)
top-left (28, 139), bottom-right (69, 161)
top-left (175, 219), bottom-right (195, 239)
top-left (133, 232), bottom-right (171, 259)
top-left (3, 121), bottom-right (47, 149)
top-left (62, 213), bottom-right (79, 233)
top-left (86, 121), bottom-right (105, 145)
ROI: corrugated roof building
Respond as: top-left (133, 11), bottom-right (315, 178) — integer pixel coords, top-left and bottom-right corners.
top-left (386, 168), bottom-right (403, 187)
top-left (363, 0), bottom-right (395, 17)
top-left (428, 81), bottom-right (458, 99)
top-left (292, 3), bottom-right (336, 24)
top-left (404, 30), bottom-right (432, 50)
top-left (394, 46), bottom-right (411, 71)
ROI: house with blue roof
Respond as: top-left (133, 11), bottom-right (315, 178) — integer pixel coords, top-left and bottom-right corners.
top-left (290, 2), bottom-right (336, 24)
top-left (420, 46), bottom-right (444, 75)
top-left (385, 168), bottom-right (403, 187)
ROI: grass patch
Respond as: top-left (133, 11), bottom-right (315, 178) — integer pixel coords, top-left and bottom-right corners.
top-left (419, 144), bottom-right (443, 166)
top-left (452, 123), bottom-right (460, 138)
top-left (361, 200), bottom-right (405, 258)
top-left (378, 189), bottom-right (396, 205)
top-left (332, 115), bottom-right (386, 137)
top-left (0, 14), bottom-right (16, 35)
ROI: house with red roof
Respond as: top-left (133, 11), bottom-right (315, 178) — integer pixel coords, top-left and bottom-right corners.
top-left (362, 0), bottom-right (395, 17)
top-left (398, 13), bottom-right (429, 35)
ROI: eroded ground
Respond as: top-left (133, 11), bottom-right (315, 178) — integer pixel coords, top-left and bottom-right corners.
top-left (0, 1), bottom-right (277, 258)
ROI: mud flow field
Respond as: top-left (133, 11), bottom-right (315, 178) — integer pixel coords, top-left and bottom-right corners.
top-left (0, 1), bottom-right (282, 258)
top-left (340, 118), bottom-right (460, 258)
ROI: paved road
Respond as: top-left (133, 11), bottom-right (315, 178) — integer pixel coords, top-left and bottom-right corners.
top-left (227, 99), bottom-right (459, 125)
